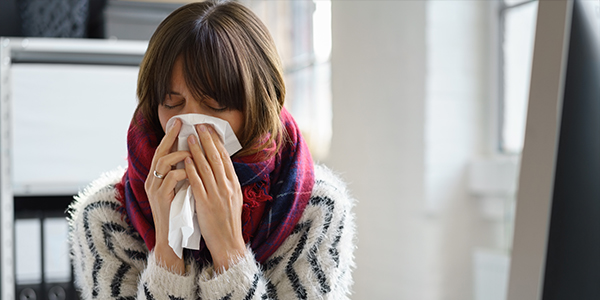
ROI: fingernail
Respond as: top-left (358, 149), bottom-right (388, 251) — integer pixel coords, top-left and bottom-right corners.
top-left (188, 135), bottom-right (197, 144)
top-left (199, 124), bottom-right (207, 132)
top-left (185, 157), bottom-right (193, 164)
top-left (167, 118), bottom-right (179, 132)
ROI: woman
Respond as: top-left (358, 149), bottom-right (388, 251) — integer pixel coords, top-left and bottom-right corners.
top-left (69, 1), bottom-right (355, 299)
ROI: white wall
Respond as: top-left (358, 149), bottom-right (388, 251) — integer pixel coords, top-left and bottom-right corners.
top-left (327, 1), bottom-right (503, 299)
top-left (326, 2), bottom-right (436, 299)
top-left (426, 2), bottom-right (501, 300)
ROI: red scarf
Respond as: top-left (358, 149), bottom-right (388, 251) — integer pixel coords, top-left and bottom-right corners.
top-left (116, 108), bottom-right (314, 264)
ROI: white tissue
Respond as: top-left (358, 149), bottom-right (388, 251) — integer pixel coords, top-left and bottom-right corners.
top-left (166, 114), bottom-right (242, 258)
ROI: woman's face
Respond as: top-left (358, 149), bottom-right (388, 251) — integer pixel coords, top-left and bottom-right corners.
top-left (158, 57), bottom-right (245, 137)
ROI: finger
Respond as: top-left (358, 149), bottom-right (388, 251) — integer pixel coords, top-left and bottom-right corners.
top-left (187, 133), bottom-right (217, 192)
top-left (196, 124), bottom-right (228, 186)
top-left (157, 169), bottom-right (188, 196)
top-left (210, 128), bottom-right (239, 183)
top-left (150, 118), bottom-right (182, 174)
top-left (184, 156), bottom-right (207, 200)
top-left (148, 151), bottom-right (191, 190)
top-left (207, 126), bottom-right (239, 186)
top-left (154, 151), bottom-right (191, 175)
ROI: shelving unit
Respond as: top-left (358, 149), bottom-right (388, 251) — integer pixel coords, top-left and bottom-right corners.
top-left (0, 37), bottom-right (146, 300)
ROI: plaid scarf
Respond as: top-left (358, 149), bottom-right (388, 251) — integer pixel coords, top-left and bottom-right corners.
top-left (116, 108), bottom-right (314, 265)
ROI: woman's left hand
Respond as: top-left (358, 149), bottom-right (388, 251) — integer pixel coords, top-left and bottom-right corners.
top-left (184, 124), bottom-right (246, 272)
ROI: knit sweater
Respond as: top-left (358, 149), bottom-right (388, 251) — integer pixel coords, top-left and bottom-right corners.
top-left (68, 164), bottom-right (356, 300)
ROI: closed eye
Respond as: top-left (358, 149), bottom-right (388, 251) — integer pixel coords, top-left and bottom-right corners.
top-left (164, 93), bottom-right (184, 109)
top-left (202, 99), bottom-right (228, 112)
top-left (207, 105), bottom-right (228, 112)
top-left (163, 102), bottom-right (184, 109)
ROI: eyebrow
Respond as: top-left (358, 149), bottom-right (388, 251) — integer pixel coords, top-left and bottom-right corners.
top-left (167, 91), bottom-right (182, 95)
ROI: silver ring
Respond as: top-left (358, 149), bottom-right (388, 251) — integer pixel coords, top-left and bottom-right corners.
top-left (153, 170), bottom-right (165, 179)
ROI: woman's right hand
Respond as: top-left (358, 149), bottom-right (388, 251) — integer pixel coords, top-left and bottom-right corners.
top-left (144, 118), bottom-right (190, 274)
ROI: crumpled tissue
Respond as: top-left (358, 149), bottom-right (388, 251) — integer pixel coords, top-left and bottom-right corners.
top-left (165, 113), bottom-right (242, 258)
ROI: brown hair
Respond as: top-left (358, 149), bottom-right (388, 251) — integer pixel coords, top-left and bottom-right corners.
top-left (135, 0), bottom-right (285, 157)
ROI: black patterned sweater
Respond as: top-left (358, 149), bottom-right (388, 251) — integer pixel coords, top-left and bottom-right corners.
top-left (68, 164), bottom-right (356, 300)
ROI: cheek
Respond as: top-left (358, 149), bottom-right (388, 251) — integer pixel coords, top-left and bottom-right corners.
top-left (157, 108), bottom-right (172, 133)
top-left (229, 111), bottom-right (245, 138)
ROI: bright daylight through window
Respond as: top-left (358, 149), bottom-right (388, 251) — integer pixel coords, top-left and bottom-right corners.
top-left (248, 0), bottom-right (332, 159)
top-left (501, 0), bottom-right (538, 153)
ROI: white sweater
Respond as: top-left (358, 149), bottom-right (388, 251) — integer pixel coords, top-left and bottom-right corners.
top-left (69, 164), bottom-right (356, 300)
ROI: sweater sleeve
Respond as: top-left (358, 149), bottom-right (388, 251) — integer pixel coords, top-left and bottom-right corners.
top-left (193, 164), bottom-right (357, 299)
top-left (68, 170), bottom-right (199, 300)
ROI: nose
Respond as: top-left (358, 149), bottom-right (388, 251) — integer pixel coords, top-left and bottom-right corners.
top-left (180, 99), bottom-right (204, 115)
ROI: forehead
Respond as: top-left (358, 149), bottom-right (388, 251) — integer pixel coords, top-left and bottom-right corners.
top-left (169, 58), bottom-right (186, 90)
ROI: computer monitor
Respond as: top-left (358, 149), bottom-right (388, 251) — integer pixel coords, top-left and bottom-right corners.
top-left (507, 0), bottom-right (600, 299)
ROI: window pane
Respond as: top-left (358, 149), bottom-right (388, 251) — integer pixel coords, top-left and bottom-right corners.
top-left (502, 1), bottom-right (538, 153)
top-left (247, 0), bottom-right (332, 159)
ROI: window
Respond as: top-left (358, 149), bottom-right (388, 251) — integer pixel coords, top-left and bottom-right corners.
top-left (246, 0), bottom-right (332, 159)
top-left (500, 0), bottom-right (538, 153)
